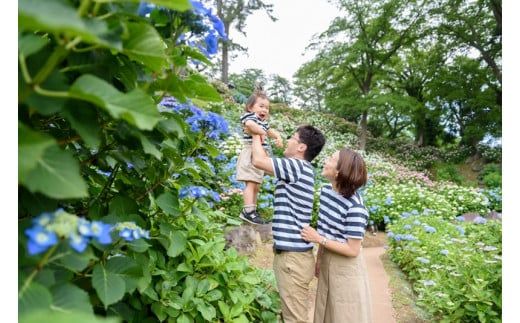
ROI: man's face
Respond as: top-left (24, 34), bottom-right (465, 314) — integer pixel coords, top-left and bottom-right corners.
top-left (284, 132), bottom-right (303, 157)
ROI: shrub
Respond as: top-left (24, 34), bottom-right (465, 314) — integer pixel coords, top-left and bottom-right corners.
top-left (387, 216), bottom-right (501, 322)
top-left (479, 164), bottom-right (502, 188)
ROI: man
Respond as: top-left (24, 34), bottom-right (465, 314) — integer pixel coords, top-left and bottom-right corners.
top-left (251, 125), bottom-right (326, 323)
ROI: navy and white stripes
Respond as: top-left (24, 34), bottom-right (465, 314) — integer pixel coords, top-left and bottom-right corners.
top-left (240, 112), bottom-right (269, 147)
top-left (317, 185), bottom-right (368, 242)
top-left (271, 158), bottom-right (315, 251)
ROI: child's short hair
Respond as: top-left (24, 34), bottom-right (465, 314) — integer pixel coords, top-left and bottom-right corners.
top-left (244, 83), bottom-right (269, 112)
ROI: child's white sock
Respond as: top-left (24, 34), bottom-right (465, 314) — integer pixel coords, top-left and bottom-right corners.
top-left (243, 204), bottom-right (256, 213)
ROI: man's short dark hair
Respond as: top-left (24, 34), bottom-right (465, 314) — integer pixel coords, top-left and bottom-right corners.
top-left (297, 125), bottom-right (326, 162)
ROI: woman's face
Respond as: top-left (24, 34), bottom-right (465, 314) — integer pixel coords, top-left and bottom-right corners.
top-left (322, 151), bottom-right (340, 180)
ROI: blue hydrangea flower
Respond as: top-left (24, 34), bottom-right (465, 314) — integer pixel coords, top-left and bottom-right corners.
top-left (69, 233), bottom-right (88, 253)
top-left (455, 225), bottom-right (465, 235)
top-left (416, 257), bottom-right (430, 264)
top-left (403, 224), bottom-right (412, 230)
top-left (440, 249), bottom-right (449, 256)
top-left (25, 226), bottom-right (58, 255)
top-left (473, 216), bottom-right (488, 224)
top-left (423, 280), bottom-right (436, 286)
top-left (423, 225), bottom-right (436, 233)
top-left (180, 186), bottom-right (221, 202)
top-left (215, 154), bottom-right (227, 162)
top-left (383, 216), bottom-right (390, 224)
top-left (114, 222), bottom-right (150, 242)
top-left (385, 196), bottom-right (393, 205)
top-left (90, 221), bottom-right (113, 244)
top-left (32, 211), bottom-right (55, 227)
top-left (455, 215), bottom-right (465, 222)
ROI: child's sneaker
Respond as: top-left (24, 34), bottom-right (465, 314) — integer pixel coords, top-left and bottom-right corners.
top-left (240, 209), bottom-right (269, 225)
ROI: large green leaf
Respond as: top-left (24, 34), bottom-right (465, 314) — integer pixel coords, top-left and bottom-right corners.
top-left (196, 302), bottom-right (216, 321)
top-left (156, 191), bottom-right (180, 216)
top-left (61, 103), bottom-right (101, 149)
top-left (55, 247), bottom-right (97, 272)
top-left (20, 310), bottom-right (120, 323)
top-left (69, 74), bottom-right (161, 130)
top-left (19, 33), bottom-right (50, 58)
top-left (94, 0), bottom-right (192, 11)
top-left (122, 22), bottom-right (167, 72)
top-left (18, 122), bottom-right (55, 180)
top-left (19, 0), bottom-right (121, 50)
top-left (19, 282), bottom-right (52, 314)
top-left (92, 264), bottom-right (126, 308)
top-left (51, 284), bottom-right (93, 314)
top-left (161, 74), bottom-right (222, 102)
top-left (108, 195), bottom-right (139, 217)
top-left (167, 231), bottom-right (187, 258)
top-left (106, 256), bottom-right (141, 293)
top-left (21, 145), bottom-right (89, 199)
top-left (138, 132), bottom-right (162, 160)
top-left (157, 114), bottom-right (186, 138)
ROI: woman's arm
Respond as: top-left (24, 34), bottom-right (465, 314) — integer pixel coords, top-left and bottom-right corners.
top-left (301, 226), bottom-right (362, 257)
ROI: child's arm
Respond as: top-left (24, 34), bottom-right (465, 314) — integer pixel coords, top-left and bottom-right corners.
top-left (244, 120), bottom-right (267, 136)
top-left (267, 129), bottom-right (283, 148)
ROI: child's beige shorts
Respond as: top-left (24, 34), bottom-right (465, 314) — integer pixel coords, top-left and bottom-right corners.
top-left (236, 144), bottom-right (264, 184)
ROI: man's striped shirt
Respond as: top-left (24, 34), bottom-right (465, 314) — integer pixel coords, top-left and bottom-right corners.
top-left (240, 112), bottom-right (269, 148)
top-left (317, 184), bottom-right (368, 242)
top-left (271, 157), bottom-right (315, 251)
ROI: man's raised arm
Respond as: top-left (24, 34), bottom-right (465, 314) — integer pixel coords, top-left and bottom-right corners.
top-left (251, 134), bottom-right (274, 175)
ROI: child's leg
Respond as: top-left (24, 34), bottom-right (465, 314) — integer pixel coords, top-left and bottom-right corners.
top-left (242, 181), bottom-right (257, 213)
top-left (252, 182), bottom-right (261, 205)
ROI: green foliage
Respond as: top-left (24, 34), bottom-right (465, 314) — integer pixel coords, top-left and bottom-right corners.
top-left (19, 1), bottom-right (279, 322)
top-left (479, 164), bottom-right (502, 188)
top-left (432, 163), bottom-right (465, 185)
top-left (387, 216), bottom-right (501, 322)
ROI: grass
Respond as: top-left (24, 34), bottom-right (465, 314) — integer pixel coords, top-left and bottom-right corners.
top-left (380, 252), bottom-right (432, 323)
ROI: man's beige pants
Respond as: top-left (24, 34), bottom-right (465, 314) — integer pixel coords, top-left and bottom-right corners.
top-left (273, 250), bottom-right (315, 323)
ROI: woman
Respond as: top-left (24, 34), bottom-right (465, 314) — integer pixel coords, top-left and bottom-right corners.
top-left (301, 148), bottom-right (372, 323)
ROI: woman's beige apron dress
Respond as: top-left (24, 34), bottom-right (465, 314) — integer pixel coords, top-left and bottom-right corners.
top-left (313, 248), bottom-right (373, 323)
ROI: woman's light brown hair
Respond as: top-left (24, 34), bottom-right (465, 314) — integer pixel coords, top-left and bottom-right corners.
top-left (335, 148), bottom-right (367, 198)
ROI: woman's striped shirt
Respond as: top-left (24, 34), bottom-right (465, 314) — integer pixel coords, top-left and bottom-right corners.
top-left (240, 112), bottom-right (269, 148)
top-left (317, 184), bottom-right (368, 242)
top-left (271, 157), bottom-right (315, 251)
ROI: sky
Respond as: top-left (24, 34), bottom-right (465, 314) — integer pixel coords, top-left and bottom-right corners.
top-left (227, 0), bottom-right (338, 83)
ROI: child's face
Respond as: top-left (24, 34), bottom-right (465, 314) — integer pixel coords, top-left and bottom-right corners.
top-left (248, 97), bottom-right (270, 121)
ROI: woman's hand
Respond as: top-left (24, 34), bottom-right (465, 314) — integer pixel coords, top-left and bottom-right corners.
top-left (301, 226), bottom-right (321, 243)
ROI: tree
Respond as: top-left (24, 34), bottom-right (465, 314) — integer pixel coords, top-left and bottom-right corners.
top-left (312, 0), bottom-right (427, 150)
top-left (214, 0), bottom-right (276, 83)
top-left (228, 68), bottom-right (267, 96)
top-left (267, 74), bottom-right (292, 104)
top-left (293, 58), bottom-right (326, 111)
top-left (388, 46), bottom-right (446, 146)
top-left (432, 56), bottom-right (501, 151)
top-left (432, 0), bottom-right (501, 105)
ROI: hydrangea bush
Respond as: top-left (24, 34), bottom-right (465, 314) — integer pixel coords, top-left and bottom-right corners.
top-left (387, 215), bottom-right (501, 322)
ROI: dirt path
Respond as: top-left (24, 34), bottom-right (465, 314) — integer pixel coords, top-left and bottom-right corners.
top-left (249, 233), bottom-right (396, 322)
top-left (364, 246), bottom-right (397, 323)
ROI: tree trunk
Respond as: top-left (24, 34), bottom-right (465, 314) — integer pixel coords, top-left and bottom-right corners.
top-left (221, 42), bottom-right (229, 83)
top-left (359, 110), bottom-right (368, 150)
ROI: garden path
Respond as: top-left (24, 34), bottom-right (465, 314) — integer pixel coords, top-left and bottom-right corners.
top-left (250, 233), bottom-right (397, 322)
